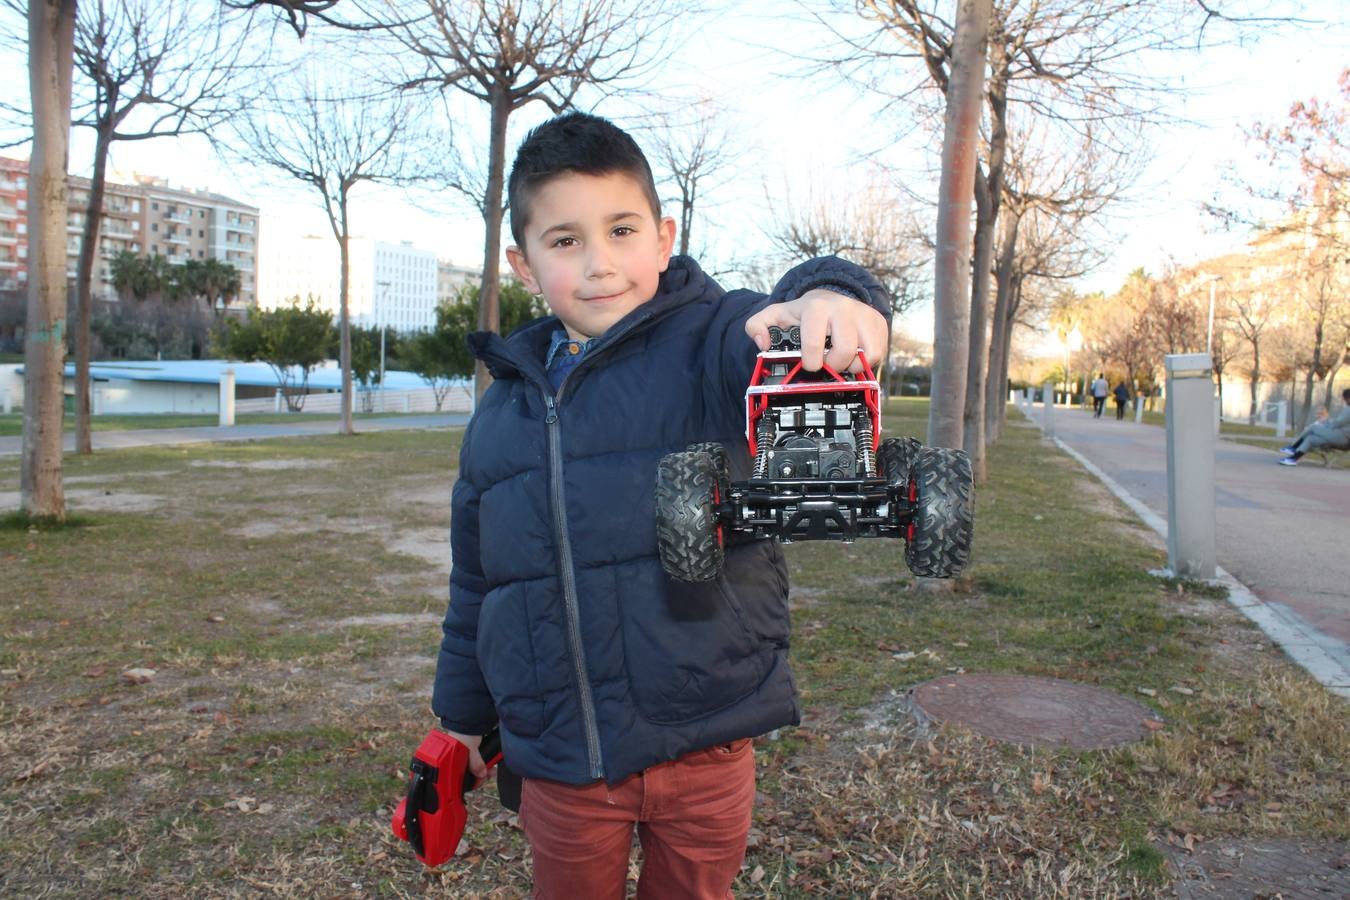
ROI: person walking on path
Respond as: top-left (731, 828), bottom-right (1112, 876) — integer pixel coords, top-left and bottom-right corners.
top-left (1113, 382), bottom-right (1130, 421)
top-left (1091, 373), bottom-right (1109, 418)
top-left (1279, 387), bottom-right (1350, 466)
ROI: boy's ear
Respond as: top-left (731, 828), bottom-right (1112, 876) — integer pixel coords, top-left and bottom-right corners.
top-left (505, 245), bottom-right (540, 294)
top-left (658, 215), bottom-right (677, 271)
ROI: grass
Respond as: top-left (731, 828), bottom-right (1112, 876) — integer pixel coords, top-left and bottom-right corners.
top-left (0, 400), bottom-right (1344, 898)
top-left (0, 410), bottom-right (441, 437)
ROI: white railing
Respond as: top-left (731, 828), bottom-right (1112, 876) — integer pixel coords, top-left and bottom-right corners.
top-left (233, 385), bottom-right (473, 416)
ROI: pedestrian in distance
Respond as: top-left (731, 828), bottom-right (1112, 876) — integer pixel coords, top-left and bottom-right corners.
top-left (1112, 381), bottom-right (1130, 420)
top-left (1279, 387), bottom-right (1350, 466)
top-left (433, 112), bottom-right (891, 898)
top-left (1091, 373), bottom-right (1109, 418)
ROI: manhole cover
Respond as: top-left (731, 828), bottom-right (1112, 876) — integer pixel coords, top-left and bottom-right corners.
top-left (912, 673), bottom-right (1161, 750)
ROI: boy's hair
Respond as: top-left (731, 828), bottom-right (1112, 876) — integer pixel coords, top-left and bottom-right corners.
top-left (507, 112), bottom-right (662, 247)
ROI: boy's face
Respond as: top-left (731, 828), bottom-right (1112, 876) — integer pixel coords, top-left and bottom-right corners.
top-left (506, 171), bottom-right (676, 342)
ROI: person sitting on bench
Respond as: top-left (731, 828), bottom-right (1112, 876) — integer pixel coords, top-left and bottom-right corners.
top-left (1280, 387), bottom-right (1350, 466)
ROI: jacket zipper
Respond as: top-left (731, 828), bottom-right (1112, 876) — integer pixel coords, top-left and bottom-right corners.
top-left (542, 391), bottom-right (605, 780)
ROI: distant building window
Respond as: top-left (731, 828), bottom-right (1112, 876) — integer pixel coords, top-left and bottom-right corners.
top-left (198, 250), bottom-right (204, 258)
top-left (199, 210), bottom-right (205, 218)
top-left (152, 201), bottom-right (158, 210)
top-left (152, 244), bottom-right (158, 252)
top-left (198, 229), bottom-right (204, 237)
top-left (151, 223), bottom-right (158, 232)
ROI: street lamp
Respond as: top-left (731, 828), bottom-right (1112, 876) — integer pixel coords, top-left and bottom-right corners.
top-left (376, 279), bottom-right (391, 391)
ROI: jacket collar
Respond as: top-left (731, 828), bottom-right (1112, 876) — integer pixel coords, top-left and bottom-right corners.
top-left (468, 256), bottom-right (711, 383)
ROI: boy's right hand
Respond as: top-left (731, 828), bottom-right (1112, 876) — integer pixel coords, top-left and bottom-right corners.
top-left (444, 729), bottom-right (488, 785)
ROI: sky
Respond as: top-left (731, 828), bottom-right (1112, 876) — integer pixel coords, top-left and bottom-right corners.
top-left (3, 1), bottom-right (1348, 343)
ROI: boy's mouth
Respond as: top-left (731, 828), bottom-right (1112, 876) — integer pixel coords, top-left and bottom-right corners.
top-left (582, 291), bottom-right (627, 303)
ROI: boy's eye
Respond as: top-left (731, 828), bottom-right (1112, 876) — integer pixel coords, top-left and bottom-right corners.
top-left (551, 236), bottom-right (578, 249)
top-left (612, 225), bottom-right (635, 237)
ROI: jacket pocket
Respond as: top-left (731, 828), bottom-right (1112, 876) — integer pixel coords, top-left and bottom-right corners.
top-left (476, 582), bottom-right (547, 738)
top-left (618, 559), bottom-right (773, 725)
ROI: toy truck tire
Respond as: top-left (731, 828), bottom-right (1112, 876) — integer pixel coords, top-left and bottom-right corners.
top-left (686, 442), bottom-right (731, 500)
top-left (878, 437), bottom-right (922, 487)
top-left (655, 450), bottom-right (725, 583)
top-left (904, 447), bottom-right (974, 578)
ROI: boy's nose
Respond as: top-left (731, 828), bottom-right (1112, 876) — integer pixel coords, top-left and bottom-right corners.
top-left (585, 244), bottom-right (616, 278)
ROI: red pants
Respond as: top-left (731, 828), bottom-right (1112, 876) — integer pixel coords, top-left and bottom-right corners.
top-left (520, 738), bottom-right (756, 900)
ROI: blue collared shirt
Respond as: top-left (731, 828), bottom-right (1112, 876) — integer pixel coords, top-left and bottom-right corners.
top-left (545, 327), bottom-right (595, 391)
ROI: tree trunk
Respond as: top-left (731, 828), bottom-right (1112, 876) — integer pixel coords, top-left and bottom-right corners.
top-left (1299, 318), bottom-right (1324, 431)
top-left (984, 207), bottom-right (1020, 444)
top-left (678, 181), bottom-right (694, 257)
top-left (927, 0), bottom-right (989, 450)
top-left (474, 88), bottom-right (512, 404)
top-left (961, 43), bottom-right (1005, 482)
top-left (1248, 345), bottom-right (1260, 424)
top-left (73, 121), bottom-right (114, 455)
top-left (22, 0), bottom-right (76, 520)
top-left (338, 198), bottom-right (353, 436)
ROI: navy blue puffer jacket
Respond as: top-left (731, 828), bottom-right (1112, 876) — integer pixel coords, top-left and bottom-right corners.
top-left (434, 256), bottom-right (889, 784)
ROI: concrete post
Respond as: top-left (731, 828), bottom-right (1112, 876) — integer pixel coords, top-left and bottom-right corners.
top-left (1275, 401), bottom-right (1288, 439)
top-left (274, 389), bottom-right (283, 413)
top-left (219, 368), bottom-right (236, 427)
top-left (1041, 381), bottom-right (1055, 438)
top-left (92, 387), bottom-right (103, 416)
top-left (2, 388), bottom-right (10, 414)
top-left (403, 393), bottom-right (410, 413)
top-left (1213, 394), bottom-right (1222, 437)
top-left (1164, 353), bottom-right (1216, 580)
top-left (1135, 396), bottom-right (1145, 424)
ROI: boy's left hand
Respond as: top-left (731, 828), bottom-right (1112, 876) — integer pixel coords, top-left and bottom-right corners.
top-left (746, 289), bottom-right (889, 373)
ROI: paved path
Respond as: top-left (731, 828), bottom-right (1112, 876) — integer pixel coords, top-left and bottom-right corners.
top-left (1026, 403), bottom-right (1349, 697)
top-left (0, 413), bottom-right (471, 456)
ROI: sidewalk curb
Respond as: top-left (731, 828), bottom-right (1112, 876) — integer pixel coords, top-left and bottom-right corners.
top-left (1051, 434), bottom-right (1350, 700)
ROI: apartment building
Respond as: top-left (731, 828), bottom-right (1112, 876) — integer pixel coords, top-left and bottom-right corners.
top-left (258, 233), bottom-right (444, 332)
top-left (0, 157), bottom-right (28, 292)
top-left (0, 157), bottom-right (259, 306)
top-left (438, 259), bottom-right (480, 303)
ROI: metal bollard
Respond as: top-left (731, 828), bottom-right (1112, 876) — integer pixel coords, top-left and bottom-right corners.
top-left (3, 387), bottom-right (12, 414)
top-left (1164, 353), bottom-right (1216, 579)
top-left (1275, 401), bottom-right (1288, 439)
top-left (1041, 381), bottom-right (1055, 438)
top-left (219, 368), bottom-right (236, 427)
top-left (1135, 396), bottom-right (1144, 424)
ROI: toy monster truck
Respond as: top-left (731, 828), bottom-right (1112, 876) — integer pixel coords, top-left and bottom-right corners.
top-left (655, 325), bottom-right (973, 583)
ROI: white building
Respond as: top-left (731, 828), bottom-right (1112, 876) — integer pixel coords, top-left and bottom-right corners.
top-left (258, 234), bottom-right (439, 332)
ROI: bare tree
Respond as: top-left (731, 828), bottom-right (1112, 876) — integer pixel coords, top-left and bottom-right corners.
top-left (764, 172), bottom-right (927, 318)
top-left (644, 97), bottom-right (741, 259)
top-left (822, 0), bottom-right (1208, 466)
top-left (389, 0), bottom-right (680, 402)
top-left (21, 0), bottom-right (76, 520)
top-left (62, 0), bottom-right (266, 454)
top-left (764, 171), bottom-right (927, 398)
top-left (927, 0), bottom-right (989, 450)
top-left (235, 73), bottom-right (433, 436)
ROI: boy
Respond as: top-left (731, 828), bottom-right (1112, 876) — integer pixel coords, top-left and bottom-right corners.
top-left (433, 112), bottom-right (890, 898)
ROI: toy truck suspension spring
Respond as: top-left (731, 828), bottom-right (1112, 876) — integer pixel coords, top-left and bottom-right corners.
top-left (752, 418), bottom-right (775, 478)
top-left (854, 419), bottom-right (876, 477)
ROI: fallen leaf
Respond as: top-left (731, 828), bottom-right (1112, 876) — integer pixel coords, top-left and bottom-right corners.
top-left (1136, 687), bottom-right (1157, 697)
top-left (1169, 684), bottom-right (1195, 696)
top-left (1142, 718), bottom-right (1165, 731)
top-left (750, 865), bottom-right (765, 884)
top-left (206, 615), bottom-right (225, 623)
